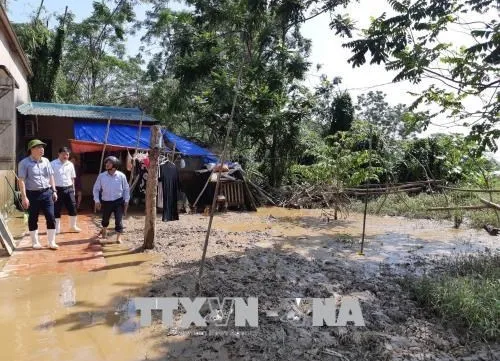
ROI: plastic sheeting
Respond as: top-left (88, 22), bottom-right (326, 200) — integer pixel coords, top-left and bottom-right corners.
top-left (164, 130), bottom-right (218, 163)
top-left (72, 121), bottom-right (153, 151)
top-left (71, 121), bottom-right (218, 163)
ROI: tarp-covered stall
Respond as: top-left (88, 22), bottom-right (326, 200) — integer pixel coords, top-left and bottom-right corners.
top-left (70, 121), bottom-right (166, 153)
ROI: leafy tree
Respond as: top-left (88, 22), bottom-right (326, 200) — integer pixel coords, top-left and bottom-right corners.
top-left (343, 0), bottom-right (500, 153)
top-left (356, 90), bottom-right (417, 139)
top-left (13, 3), bottom-right (68, 101)
top-left (313, 75), bottom-right (354, 136)
top-left (59, 0), bottom-right (138, 104)
top-left (141, 0), bottom-right (338, 186)
top-left (330, 92), bottom-right (354, 135)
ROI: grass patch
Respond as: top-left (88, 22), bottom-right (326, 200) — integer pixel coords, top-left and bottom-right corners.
top-left (403, 253), bottom-right (500, 341)
top-left (350, 191), bottom-right (500, 229)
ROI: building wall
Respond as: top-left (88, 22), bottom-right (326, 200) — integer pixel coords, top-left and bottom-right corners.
top-left (0, 16), bottom-right (30, 217)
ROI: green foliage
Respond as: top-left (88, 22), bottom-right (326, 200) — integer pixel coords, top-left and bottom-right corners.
top-left (405, 253), bottom-right (500, 341)
top-left (356, 90), bottom-right (424, 139)
top-left (343, 0), bottom-right (500, 153)
top-left (59, 0), bottom-right (140, 104)
top-left (13, 10), bottom-right (67, 101)
top-left (140, 0), bottom-right (334, 186)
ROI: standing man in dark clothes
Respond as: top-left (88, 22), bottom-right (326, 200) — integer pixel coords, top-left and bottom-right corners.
top-left (69, 155), bottom-right (83, 209)
top-left (17, 139), bottom-right (59, 249)
top-left (51, 147), bottom-right (81, 234)
top-left (93, 156), bottom-right (130, 243)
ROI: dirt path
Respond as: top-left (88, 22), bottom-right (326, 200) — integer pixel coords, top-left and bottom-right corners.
top-left (121, 208), bottom-right (499, 361)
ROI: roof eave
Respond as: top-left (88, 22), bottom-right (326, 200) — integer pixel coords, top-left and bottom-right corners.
top-left (0, 4), bottom-right (33, 77)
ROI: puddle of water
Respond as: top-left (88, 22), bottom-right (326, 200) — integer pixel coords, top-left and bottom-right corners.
top-left (215, 207), bottom-right (498, 274)
top-left (0, 212), bottom-right (27, 269)
top-left (0, 245), bottom-right (163, 361)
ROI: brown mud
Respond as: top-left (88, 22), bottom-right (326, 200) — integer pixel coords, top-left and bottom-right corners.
top-left (0, 207), bottom-right (498, 361)
top-left (121, 208), bottom-right (498, 361)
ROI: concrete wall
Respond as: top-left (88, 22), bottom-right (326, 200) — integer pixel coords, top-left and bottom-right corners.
top-left (0, 15), bottom-right (30, 216)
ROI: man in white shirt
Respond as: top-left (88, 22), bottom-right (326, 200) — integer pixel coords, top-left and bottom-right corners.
top-left (93, 156), bottom-right (130, 244)
top-left (51, 147), bottom-right (81, 234)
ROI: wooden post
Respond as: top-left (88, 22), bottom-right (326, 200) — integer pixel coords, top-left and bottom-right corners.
top-left (99, 118), bottom-right (111, 172)
top-left (143, 125), bottom-right (161, 250)
top-left (129, 111), bottom-right (144, 185)
top-left (484, 176), bottom-right (500, 226)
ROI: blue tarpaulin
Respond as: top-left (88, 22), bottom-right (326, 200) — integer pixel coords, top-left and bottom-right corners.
top-left (164, 131), bottom-right (218, 163)
top-left (72, 120), bottom-right (218, 163)
top-left (74, 121), bottom-right (154, 150)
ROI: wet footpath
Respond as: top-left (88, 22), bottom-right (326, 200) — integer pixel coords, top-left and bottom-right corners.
top-left (0, 213), bottom-right (158, 361)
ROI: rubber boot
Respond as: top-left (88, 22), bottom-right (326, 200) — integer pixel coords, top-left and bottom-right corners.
top-left (55, 218), bottom-right (61, 234)
top-left (47, 229), bottom-right (58, 250)
top-left (69, 216), bottom-right (81, 233)
top-left (30, 230), bottom-right (42, 249)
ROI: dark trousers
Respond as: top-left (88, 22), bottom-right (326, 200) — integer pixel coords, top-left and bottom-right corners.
top-left (101, 198), bottom-right (124, 233)
top-left (27, 189), bottom-right (56, 232)
top-left (54, 186), bottom-right (77, 218)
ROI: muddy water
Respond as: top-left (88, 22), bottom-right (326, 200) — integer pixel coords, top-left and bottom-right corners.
top-left (214, 207), bottom-right (498, 274)
top-left (0, 245), bottom-right (164, 361)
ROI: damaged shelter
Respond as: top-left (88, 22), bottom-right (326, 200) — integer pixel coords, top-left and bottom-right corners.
top-left (16, 102), bottom-right (257, 212)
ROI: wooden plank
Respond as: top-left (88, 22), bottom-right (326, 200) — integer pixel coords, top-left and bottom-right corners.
top-left (143, 125), bottom-right (161, 250)
top-left (0, 216), bottom-right (15, 256)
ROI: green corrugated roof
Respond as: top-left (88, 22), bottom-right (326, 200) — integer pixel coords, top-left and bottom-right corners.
top-left (17, 102), bottom-right (157, 123)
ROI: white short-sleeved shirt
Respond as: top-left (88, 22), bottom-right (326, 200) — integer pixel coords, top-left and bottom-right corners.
top-left (51, 159), bottom-right (76, 187)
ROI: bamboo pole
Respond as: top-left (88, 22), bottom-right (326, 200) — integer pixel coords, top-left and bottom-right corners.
top-left (143, 125), bottom-right (161, 250)
top-left (437, 185), bottom-right (500, 193)
top-left (99, 117), bottom-right (111, 172)
top-left (347, 187), bottom-right (423, 196)
top-left (192, 168), bottom-right (215, 209)
top-left (427, 205), bottom-right (490, 211)
top-left (359, 123), bottom-right (373, 256)
top-left (479, 197), bottom-right (500, 211)
top-left (129, 111), bottom-right (144, 185)
top-left (195, 59), bottom-right (244, 295)
top-left (247, 180), bottom-right (276, 205)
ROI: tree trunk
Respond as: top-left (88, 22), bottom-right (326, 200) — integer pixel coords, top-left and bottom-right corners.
top-left (143, 125), bottom-right (161, 250)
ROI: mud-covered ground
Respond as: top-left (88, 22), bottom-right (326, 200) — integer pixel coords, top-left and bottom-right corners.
top-left (122, 208), bottom-right (499, 361)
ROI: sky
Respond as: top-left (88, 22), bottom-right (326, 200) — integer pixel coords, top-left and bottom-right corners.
top-left (6, 0), bottom-right (499, 159)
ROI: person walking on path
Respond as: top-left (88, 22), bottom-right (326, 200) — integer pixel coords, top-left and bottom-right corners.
top-left (92, 156), bottom-right (130, 244)
top-left (17, 139), bottom-right (59, 250)
top-left (51, 147), bottom-right (81, 234)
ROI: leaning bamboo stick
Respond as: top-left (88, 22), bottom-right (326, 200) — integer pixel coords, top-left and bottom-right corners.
top-left (99, 117), bottom-right (111, 172)
top-left (427, 205), bottom-right (490, 211)
top-left (479, 197), bottom-right (500, 211)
